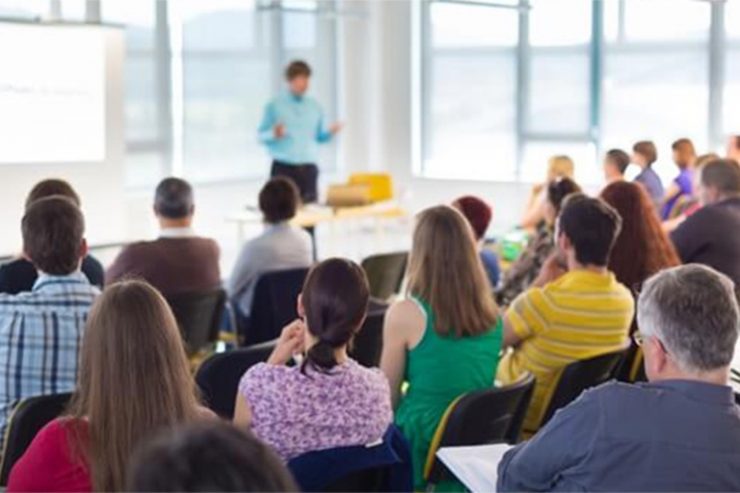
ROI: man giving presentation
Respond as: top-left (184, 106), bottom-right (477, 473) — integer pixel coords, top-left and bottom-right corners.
top-left (258, 60), bottom-right (342, 204)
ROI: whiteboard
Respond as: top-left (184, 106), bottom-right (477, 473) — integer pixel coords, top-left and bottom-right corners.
top-left (0, 22), bottom-right (106, 163)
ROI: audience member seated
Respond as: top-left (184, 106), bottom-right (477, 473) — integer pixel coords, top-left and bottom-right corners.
top-left (7, 280), bottom-right (211, 492)
top-left (228, 177), bottom-right (313, 321)
top-left (497, 178), bottom-right (581, 306)
top-left (662, 152), bottom-right (720, 233)
top-left (671, 158), bottom-right (740, 287)
top-left (235, 258), bottom-right (391, 461)
top-left (521, 155), bottom-right (575, 230)
top-left (0, 197), bottom-right (98, 440)
top-left (600, 181), bottom-right (680, 298)
top-left (380, 205), bottom-right (503, 490)
top-left (452, 195), bottom-right (501, 288)
top-left (631, 140), bottom-right (663, 209)
top-left (662, 138), bottom-right (696, 220)
top-left (128, 421), bottom-right (297, 492)
top-left (497, 194), bottom-right (634, 436)
top-left (498, 265), bottom-right (740, 492)
top-left (602, 148), bottom-right (630, 185)
top-left (0, 179), bottom-right (104, 293)
top-left (106, 177), bottom-right (220, 296)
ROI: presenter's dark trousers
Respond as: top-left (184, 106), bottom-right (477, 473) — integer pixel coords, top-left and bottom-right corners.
top-left (270, 160), bottom-right (319, 204)
top-left (270, 160), bottom-right (319, 260)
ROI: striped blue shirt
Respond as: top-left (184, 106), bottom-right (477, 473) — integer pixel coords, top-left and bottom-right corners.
top-left (257, 91), bottom-right (333, 164)
top-left (0, 272), bottom-right (98, 438)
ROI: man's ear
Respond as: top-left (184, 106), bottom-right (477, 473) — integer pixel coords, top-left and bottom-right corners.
top-left (79, 238), bottom-right (89, 260)
top-left (297, 293), bottom-right (305, 318)
top-left (558, 232), bottom-right (572, 252)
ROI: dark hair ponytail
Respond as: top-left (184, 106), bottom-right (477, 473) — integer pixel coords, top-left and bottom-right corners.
top-left (300, 258), bottom-right (370, 374)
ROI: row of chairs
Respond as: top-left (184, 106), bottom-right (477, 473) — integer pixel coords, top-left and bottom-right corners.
top-left (167, 251), bottom-right (408, 355)
top-left (0, 346), bottom-right (630, 490)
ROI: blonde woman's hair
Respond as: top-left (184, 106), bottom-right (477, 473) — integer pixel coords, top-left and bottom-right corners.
top-left (547, 155), bottom-right (575, 182)
top-left (68, 280), bottom-right (202, 492)
top-left (407, 205), bottom-right (499, 337)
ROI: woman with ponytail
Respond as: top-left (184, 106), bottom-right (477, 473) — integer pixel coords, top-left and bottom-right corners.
top-left (234, 258), bottom-right (392, 461)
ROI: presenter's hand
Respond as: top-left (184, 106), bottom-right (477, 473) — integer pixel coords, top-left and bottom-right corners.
top-left (329, 121), bottom-right (343, 135)
top-left (267, 319), bottom-right (306, 365)
top-left (274, 123), bottom-right (286, 139)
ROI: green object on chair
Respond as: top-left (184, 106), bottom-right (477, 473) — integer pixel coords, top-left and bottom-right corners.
top-left (501, 230), bottom-right (529, 262)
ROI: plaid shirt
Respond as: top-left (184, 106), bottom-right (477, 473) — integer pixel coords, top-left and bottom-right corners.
top-left (0, 272), bottom-right (98, 439)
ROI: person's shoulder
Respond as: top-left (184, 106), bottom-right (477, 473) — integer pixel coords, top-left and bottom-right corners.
top-left (34, 417), bottom-right (84, 446)
top-left (119, 240), bottom-right (155, 255)
top-left (0, 257), bottom-right (32, 273)
top-left (193, 236), bottom-right (221, 255)
top-left (244, 362), bottom-right (293, 385)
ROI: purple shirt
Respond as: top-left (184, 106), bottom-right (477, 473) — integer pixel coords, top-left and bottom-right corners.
top-left (662, 169), bottom-right (694, 220)
top-left (239, 359), bottom-right (393, 461)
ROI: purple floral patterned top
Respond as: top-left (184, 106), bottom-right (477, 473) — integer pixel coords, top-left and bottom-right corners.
top-left (239, 359), bottom-right (393, 461)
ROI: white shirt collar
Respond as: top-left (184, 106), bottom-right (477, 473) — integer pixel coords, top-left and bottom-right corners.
top-left (159, 227), bottom-right (196, 239)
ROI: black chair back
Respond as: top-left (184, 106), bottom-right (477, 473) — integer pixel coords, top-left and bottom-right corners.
top-left (0, 392), bottom-right (73, 486)
top-left (242, 268), bottom-right (309, 346)
top-left (615, 342), bottom-right (647, 383)
top-left (425, 373), bottom-right (535, 485)
top-left (361, 252), bottom-right (407, 301)
top-left (194, 340), bottom-right (277, 419)
top-left (540, 349), bottom-right (626, 427)
top-left (350, 305), bottom-right (387, 368)
top-left (288, 425), bottom-right (412, 492)
top-left (165, 289), bottom-right (226, 356)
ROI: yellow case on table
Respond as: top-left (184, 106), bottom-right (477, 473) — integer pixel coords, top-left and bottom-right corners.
top-left (348, 173), bottom-right (394, 202)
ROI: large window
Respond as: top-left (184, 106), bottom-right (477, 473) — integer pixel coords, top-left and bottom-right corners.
top-left (602, 0), bottom-right (710, 183)
top-left (725, 1), bottom-right (740, 140)
top-left (420, 0), bottom-right (730, 183)
top-left (100, 0), bottom-right (338, 187)
top-left (422, 1), bottom-right (518, 181)
top-left (102, 0), bottom-right (165, 188)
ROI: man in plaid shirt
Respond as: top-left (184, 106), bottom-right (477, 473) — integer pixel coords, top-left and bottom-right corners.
top-left (0, 196), bottom-right (99, 439)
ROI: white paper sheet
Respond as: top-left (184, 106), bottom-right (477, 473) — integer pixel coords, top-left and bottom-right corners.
top-left (436, 444), bottom-right (513, 492)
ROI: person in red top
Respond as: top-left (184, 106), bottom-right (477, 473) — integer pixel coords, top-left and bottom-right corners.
top-left (8, 280), bottom-right (212, 492)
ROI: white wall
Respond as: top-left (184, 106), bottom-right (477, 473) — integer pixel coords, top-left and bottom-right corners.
top-left (0, 25), bottom-right (126, 255)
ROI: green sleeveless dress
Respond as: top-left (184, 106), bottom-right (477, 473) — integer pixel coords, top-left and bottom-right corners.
top-left (395, 298), bottom-right (503, 491)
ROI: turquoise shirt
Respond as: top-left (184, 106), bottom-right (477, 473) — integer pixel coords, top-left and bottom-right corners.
top-left (258, 91), bottom-right (333, 164)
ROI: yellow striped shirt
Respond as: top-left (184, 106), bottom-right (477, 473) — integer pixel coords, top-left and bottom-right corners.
top-left (497, 270), bottom-right (634, 434)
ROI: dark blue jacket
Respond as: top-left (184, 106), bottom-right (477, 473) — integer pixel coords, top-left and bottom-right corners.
top-left (288, 425), bottom-right (413, 492)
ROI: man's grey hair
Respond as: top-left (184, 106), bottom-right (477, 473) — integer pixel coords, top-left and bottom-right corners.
top-left (637, 264), bottom-right (740, 373)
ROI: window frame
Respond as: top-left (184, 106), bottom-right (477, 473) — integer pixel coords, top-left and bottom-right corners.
top-left (418, 0), bottom-right (728, 183)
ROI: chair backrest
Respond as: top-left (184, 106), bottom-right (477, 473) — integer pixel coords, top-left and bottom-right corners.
top-left (194, 341), bottom-right (277, 419)
top-left (615, 342), bottom-right (647, 383)
top-left (243, 268), bottom-right (309, 346)
top-left (0, 392), bottom-right (73, 486)
top-left (424, 373), bottom-right (536, 485)
top-left (361, 252), bottom-right (407, 301)
top-left (540, 349), bottom-right (627, 428)
top-left (350, 305), bottom-right (387, 368)
top-left (288, 425), bottom-right (413, 493)
top-left (165, 289), bottom-right (226, 356)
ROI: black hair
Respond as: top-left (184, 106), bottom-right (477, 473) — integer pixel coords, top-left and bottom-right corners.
top-left (301, 258), bottom-right (370, 374)
top-left (606, 149), bottom-right (631, 175)
top-left (259, 177), bottom-right (301, 223)
top-left (285, 60), bottom-right (312, 81)
top-left (22, 196), bottom-right (84, 275)
top-left (557, 193), bottom-right (622, 267)
top-left (127, 421), bottom-right (298, 492)
top-left (25, 179), bottom-right (80, 209)
top-left (702, 159), bottom-right (740, 195)
top-left (546, 177), bottom-right (582, 215)
top-left (154, 177), bottom-right (194, 219)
